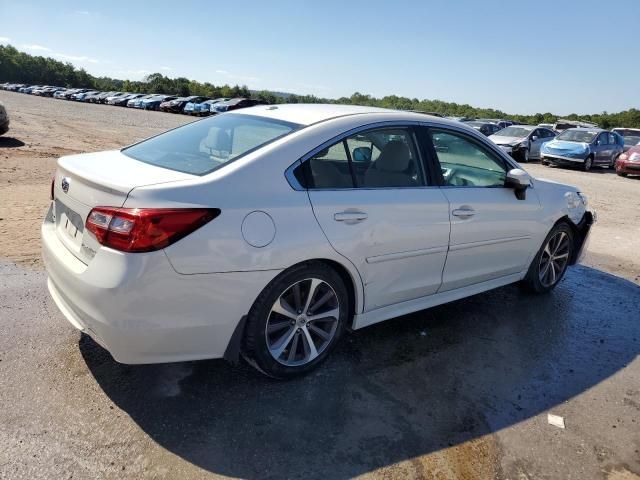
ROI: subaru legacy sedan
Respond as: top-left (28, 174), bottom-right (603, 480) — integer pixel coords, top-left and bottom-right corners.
top-left (541, 128), bottom-right (623, 171)
top-left (43, 105), bottom-right (594, 378)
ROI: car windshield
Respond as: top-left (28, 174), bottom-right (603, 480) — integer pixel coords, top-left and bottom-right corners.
top-left (623, 136), bottom-right (640, 146)
top-left (123, 114), bottom-right (301, 175)
top-left (493, 126), bottom-right (533, 137)
top-left (556, 130), bottom-right (598, 143)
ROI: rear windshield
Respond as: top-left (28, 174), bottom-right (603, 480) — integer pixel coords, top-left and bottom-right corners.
top-left (123, 114), bottom-right (301, 175)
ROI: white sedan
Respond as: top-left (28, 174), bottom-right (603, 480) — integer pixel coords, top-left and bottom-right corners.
top-left (42, 105), bottom-right (594, 378)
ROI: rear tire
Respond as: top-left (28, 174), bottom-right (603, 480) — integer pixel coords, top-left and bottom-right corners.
top-left (609, 154), bottom-right (618, 170)
top-left (617, 171), bottom-right (627, 177)
top-left (521, 222), bottom-right (574, 294)
top-left (243, 262), bottom-right (349, 379)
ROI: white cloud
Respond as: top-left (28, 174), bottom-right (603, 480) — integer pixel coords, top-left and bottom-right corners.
top-left (54, 53), bottom-right (99, 64)
top-left (160, 66), bottom-right (172, 71)
top-left (215, 69), bottom-right (260, 84)
top-left (0, 36), bottom-right (10, 43)
top-left (22, 44), bottom-right (52, 52)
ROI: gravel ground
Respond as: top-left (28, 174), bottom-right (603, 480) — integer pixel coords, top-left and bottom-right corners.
top-left (0, 91), bottom-right (639, 480)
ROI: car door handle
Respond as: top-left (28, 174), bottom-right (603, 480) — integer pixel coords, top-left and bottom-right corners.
top-left (334, 211), bottom-right (368, 223)
top-left (452, 207), bottom-right (475, 219)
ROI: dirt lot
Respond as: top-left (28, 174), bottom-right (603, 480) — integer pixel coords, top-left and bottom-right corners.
top-left (0, 91), bottom-right (638, 480)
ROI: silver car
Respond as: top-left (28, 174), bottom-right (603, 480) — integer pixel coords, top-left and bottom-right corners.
top-left (490, 125), bottom-right (556, 162)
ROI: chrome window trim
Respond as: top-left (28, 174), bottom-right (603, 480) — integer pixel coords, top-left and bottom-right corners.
top-left (284, 118), bottom-right (524, 191)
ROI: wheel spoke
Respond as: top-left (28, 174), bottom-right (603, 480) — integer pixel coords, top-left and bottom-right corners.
top-left (270, 326), bottom-right (297, 359)
top-left (271, 298), bottom-right (297, 321)
top-left (287, 332), bottom-right (300, 362)
top-left (292, 283), bottom-right (303, 311)
top-left (549, 261), bottom-right (557, 284)
top-left (302, 279), bottom-right (322, 314)
top-left (301, 326), bottom-right (319, 360)
top-left (308, 289), bottom-right (334, 314)
top-left (267, 321), bottom-right (290, 334)
top-left (308, 324), bottom-right (331, 341)
top-left (553, 232), bottom-right (566, 255)
top-left (553, 252), bottom-right (569, 260)
top-left (307, 307), bottom-right (339, 323)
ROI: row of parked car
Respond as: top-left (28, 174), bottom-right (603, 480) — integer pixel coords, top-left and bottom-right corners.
top-left (3, 82), bottom-right (639, 177)
top-left (438, 115), bottom-right (639, 175)
top-left (0, 83), bottom-right (266, 115)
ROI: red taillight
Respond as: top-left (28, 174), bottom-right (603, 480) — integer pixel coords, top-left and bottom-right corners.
top-left (85, 207), bottom-right (220, 253)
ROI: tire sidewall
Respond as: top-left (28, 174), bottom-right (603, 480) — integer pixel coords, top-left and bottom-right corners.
top-left (583, 156), bottom-right (592, 171)
top-left (244, 264), bottom-right (349, 379)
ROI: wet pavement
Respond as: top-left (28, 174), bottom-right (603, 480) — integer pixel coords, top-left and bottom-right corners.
top-left (0, 261), bottom-right (639, 479)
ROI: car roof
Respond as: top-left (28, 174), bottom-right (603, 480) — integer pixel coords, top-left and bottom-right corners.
top-left (231, 103), bottom-right (450, 127)
top-left (565, 127), bottom-right (606, 132)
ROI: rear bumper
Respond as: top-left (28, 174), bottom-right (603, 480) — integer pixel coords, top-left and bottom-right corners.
top-left (42, 204), bottom-right (280, 364)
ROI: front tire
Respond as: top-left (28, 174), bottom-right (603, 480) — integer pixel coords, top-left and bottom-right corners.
top-left (583, 156), bottom-right (593, 172)
top-left (517, 147), bottom-right (530, 163)
top-left (243, 263), bottom-right (349, 379)
top-left (522, 222), bottom-right (574, 294)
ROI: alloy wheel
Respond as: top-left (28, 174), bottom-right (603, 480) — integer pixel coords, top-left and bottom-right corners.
top-left (538, 231), bottom-right (571, 288)
top-left (265, 278), bottom-right (340, 367)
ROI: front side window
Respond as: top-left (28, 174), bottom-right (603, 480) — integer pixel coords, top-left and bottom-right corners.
top-left (430, 129), bottom-right (507, 187)
top-left (302, 127), bottom-right (426, 189)
top-left (123, 114), bottom-right (300, 175)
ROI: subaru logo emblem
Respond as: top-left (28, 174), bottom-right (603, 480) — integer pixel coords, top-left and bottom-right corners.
top-left (61, 177), bottom-right (70, 193)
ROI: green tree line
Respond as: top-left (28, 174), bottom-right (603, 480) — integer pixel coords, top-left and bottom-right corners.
top-left (1, 44), bottom-right (639, 128)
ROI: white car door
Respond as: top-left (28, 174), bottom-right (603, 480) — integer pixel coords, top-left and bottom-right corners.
top-left (427, 127), bottom-right (543, 292)
top-left (301, 126), bottom-right (451, 312)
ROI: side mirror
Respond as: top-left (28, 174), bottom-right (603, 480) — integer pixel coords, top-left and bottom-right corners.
top-left (505, 168), bottom-right (531, 200)
top-left (531, 135), bottom-right (538, 142)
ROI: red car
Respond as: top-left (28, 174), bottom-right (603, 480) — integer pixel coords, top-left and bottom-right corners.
top-left (616, 144), bottom-right (640, 177)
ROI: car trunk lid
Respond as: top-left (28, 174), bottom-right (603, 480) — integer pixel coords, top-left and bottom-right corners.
top-left (52, 150), bottom-right (193, 264)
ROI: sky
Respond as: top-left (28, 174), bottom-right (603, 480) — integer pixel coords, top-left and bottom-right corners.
top-left (1, 0), bottom-right (638, 115)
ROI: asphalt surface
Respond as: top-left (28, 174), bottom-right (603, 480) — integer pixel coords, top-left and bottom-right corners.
top-left (1, 260), bottom-right (638, 479)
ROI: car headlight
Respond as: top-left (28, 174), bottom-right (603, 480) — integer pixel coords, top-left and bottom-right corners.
top-left (576, 192), bottom-right (588, 206)
top-left (565, 191), bottom-right (587, 209)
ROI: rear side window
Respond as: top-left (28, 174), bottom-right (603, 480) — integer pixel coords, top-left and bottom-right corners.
top-left (123, 114), bottom-right (300, 176)
top-left (298, 127), bottom-right (426, 189)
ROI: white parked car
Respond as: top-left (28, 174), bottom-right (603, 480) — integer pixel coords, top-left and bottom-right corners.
top-left (42, 105), bottom-right (594, 378)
